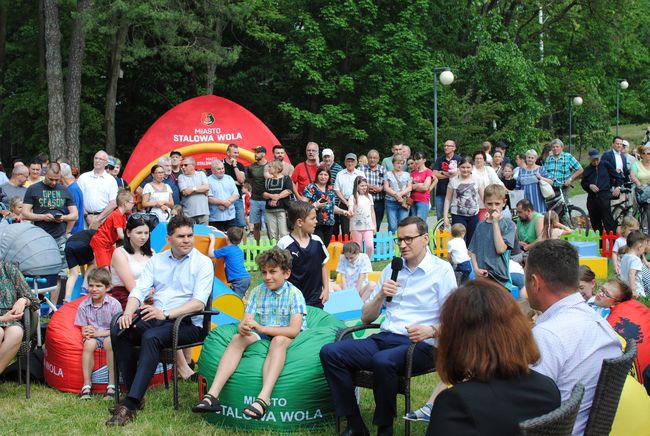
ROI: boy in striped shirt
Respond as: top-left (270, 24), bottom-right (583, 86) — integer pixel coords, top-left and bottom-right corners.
top-left (192, 247), bottom-right (307, 419)
top-left (74, 267), bottom-right (122, 400)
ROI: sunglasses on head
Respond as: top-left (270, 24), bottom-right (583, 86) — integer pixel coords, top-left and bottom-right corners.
top-left (127, 212), bottom-right (159, 229)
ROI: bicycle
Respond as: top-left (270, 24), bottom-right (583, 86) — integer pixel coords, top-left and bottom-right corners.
top-left (610, 183), bottom-right (650, 234)
top-left (545, 186), bottom-right (590, 232)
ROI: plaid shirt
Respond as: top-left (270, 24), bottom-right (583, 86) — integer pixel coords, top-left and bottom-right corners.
top-left (363, 165), bottom-right (386, 201)
top-left (544, 152), bottom-right (582, 187)
top-left (245, 281), bottom-right (307, 330)
top-left (74, 295), bottom-right (122, 331)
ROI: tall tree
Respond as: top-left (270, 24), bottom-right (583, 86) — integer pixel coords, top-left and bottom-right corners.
top-left (43, 0), bottom-right (65, 161)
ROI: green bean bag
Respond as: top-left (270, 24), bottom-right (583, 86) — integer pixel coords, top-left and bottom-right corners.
top-left (197, 306), bottom-right (345, 432)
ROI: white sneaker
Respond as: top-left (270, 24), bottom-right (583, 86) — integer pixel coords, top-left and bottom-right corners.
top-left (403, 403), bottom-right (432, 422)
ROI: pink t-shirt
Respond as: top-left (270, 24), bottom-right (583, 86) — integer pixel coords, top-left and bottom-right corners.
top-left (410, 168), bottom-right (434, 203)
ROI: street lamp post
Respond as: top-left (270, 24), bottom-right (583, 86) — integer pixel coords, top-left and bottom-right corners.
top-left (433, 67), bottom-right (454, 162)
top-left (616, 79), bottom-right (629, 136)
top-left (568, 95), bottom-right (583, 154)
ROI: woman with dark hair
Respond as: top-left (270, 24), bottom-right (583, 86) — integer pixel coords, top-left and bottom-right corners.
top-left (142, 164), bottom-right (173, 222)
top-left (109, 215), bottom-right (154, 309)
top-left (303, 164), bottom-right (347, 246)
top-left (409, 151), bottom-right (435, 221)
top-left (425, 279), bottom-right (560, 435)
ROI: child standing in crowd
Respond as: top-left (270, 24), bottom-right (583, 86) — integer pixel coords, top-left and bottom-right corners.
top-left (620, 231), bottom-right (648, 297)
top-left (469, 184), bottom-right (516, 289)
top-left (336, 242), bottom-right (376, 300)
top-left (444, 156), bottom-right (482, 244)
top-left (6, 196), bottom-right (23, 223)
top-left (74, 267), bottom-right (122, 400)
top-left (208, 227), bottom-right (251, 298)
top-left (90, 189), bottom-right (134, 267)
top-left (278, 201), bottom-right (330, 308)
top-left (348, 177), bottom-right (376, 260)
top-left (448, 223), bottom-right (472, 283)
top-left (242, 182), bottom-right (252, 232)
top-left (192, 248), bottom-right (307, 419)
top-left (612, 216), bottom-right (640, 275)
top-left (540, 210), bottom-right (572, 240)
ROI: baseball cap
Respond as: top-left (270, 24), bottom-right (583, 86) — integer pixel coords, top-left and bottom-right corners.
top-left (254, 146), bottom-right (266, 153)
top-left (345, 153), bottom-right (357, 161)
top-left (588, 148), bottom-right (601, 160)
top-left (106, 157), bottom-right (116, 169)
top-left (622, 140), bottom-right (630, 148)
top-left (322, 148), bottom-right (334, 157)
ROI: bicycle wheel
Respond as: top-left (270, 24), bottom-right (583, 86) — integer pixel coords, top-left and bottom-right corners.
top-left (568, 205), bottom-right (590, 231)
top-left (641, 204), bottom-right (650, 234)
top-left (430, 218), bottom-right (447, 250)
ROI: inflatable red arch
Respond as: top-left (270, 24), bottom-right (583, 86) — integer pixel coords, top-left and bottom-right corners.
top-left (123, 95), bottom-right (285, 189)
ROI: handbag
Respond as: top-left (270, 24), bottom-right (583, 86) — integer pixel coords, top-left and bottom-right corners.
top-left (538, 172), bottom-right (555, 199)
top-left (392, 170), bottom-right (412, 209)
top-left (637, 185), bottom-right (650, 204)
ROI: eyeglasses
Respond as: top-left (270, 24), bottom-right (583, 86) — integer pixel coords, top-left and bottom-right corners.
top-left (181, 163), bottom-right (192, 167)
top-left (393, 233), bottom-right (426, 245)
top-left (94, 157), bottom-right (107, 162)
top-left (597, 287), bottom-right (619, 301)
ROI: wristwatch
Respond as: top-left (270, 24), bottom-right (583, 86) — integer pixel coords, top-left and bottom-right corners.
top-left (163, 309), bottom-right (170, 320)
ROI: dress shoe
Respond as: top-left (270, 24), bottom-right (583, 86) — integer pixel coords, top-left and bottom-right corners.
top-left (108, 398), bottom-right (145, 414)
top-left (105, 404), bottom-right (136, 426)
top-left (340, 426), bottom-right (370, 436)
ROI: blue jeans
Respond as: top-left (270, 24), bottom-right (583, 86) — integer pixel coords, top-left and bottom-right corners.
top-left (233, 198), bottom-right (246, 228)
top-left (386, 200), bottom-right (409, 233)
top-left (409, 201), bottom-right (430, 222)
top-left (435, 195), bottom-right (446, 220)
top-left (230, 277), bottom-right (251, 298)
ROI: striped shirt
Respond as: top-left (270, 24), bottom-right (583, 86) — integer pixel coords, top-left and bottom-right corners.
top-left (74, 295), bottom-right (122, 331)
top-left (244, 281), bottom-right (307, 330)
top-left (543, 152), bottom-right (582, 187)
top-left (363, 165), bottom-right (386, 201)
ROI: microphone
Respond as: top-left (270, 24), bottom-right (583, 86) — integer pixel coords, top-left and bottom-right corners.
top-left (386, 257), bottom-right (403, 303)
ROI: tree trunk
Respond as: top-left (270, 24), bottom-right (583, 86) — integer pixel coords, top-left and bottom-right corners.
top-left (0, 0), bottom-right (7, 162)
top-left (38, 0), bottom-right (45, 84)
top-left (205, 16), bottom-right (224, 95)
top-left (104, 15), bottom-right (128, 156)
top-left (43, 0), bottom-right (66, 161)
top-left (64, 0), bottom-right (91, 167)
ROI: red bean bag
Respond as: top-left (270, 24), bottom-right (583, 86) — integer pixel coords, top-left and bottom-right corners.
top-left (608, 300), bottom-right (650, 384)
top-left (44, 296), bottom-right (171, 394)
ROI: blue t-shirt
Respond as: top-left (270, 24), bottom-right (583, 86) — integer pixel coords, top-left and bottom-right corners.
top-left (68, 181), bottom-right (85, 235)
top-left (213, 244), bottom-right (249, 281)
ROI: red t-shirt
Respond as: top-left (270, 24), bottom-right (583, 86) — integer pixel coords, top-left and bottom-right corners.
top-left (91, 209), bottom-right (126, 249)
top-left (410, 168), bottom-right (434, 203)
top-left (291, 162), bottom-right (318, 196)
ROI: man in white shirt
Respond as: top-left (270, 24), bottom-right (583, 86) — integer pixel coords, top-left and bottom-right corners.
top-left (178, 156), bottom-right (210, 224)
top-left (107, 215), bottom-right (214, 426)
top-left (601, 136), bottom-right (629, 184)
top-left (526, 239), bottom-right (621, 435)
top-left (77, 150), bottom-right (119, 228)
top-left (334, 153), bottom-right (364, 237)
top-left (320, 216), bottom-right (456, 436)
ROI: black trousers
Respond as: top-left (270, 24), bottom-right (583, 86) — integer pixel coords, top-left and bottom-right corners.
top-left (586, 192), bottom-right (616, 236)
top-left (333, 204), bottom-right (350, 238)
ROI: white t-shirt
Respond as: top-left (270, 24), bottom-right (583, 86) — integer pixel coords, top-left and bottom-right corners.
top-left (349, 194), bottom-right (374, 231)
top-left (336, 253), bottom-right (372, 287)
top-left (620, 253), bottom-right (646, 296)
top-left (77, 170), bottom-right (119, 213)
top-left (447, 237), bottom-right (470, 265)
top-left (143, 182), bottom-right (173, 222)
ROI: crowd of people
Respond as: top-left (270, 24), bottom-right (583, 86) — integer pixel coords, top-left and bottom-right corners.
top-left (0, 134), bottom-right (649, 434)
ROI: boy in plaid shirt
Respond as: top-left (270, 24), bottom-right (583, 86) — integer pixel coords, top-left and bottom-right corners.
top-left (192, 247), bottom-right (307, 419)
top-left (74, 267), bottom-right (122, 400)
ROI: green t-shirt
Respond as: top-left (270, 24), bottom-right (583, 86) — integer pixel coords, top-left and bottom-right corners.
top-left (246, 162), bottom-right (268, 200)
top-left (517, 212), bottom-right (543, 244)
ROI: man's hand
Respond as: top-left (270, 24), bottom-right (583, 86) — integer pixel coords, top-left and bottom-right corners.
top-left (42, 213), bottom-right (56, 222)
top-left (381, 279), bottom-right (400, 300)
top-left (405, 325), bottom-right (436, 343)
top-left (118, 312), bottom-right (136, 329)
top-left (564, 179), bottom-right (572, 187)
top-left (140, 305), bottom-right (164, 321)
top-left (589, 184), bottom-right (599, 193)
top-left (613, 187), bottom-right (621, 197)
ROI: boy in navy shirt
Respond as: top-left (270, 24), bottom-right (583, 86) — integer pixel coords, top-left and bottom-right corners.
top-left (208, 227), bottom-right (251, 298)
top-left (277, 201), bottom-right (330, 307)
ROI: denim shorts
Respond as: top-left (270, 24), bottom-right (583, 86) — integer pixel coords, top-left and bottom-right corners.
top-left (83, 336), bottom-right (106, 349)
top-left (249, 199), bottom-right (266, 225)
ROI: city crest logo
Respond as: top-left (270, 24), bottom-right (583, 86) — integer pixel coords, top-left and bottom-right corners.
top-left (201, 112), bottom-right (215, 125)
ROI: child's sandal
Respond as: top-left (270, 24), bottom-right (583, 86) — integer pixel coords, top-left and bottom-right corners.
top-left (191, 393), bottom-right (221, 413)
top-left (78, 385), bottom-right (92, 400)
top-left (243, 397), bottom-right (268, 419)
top-left (103, 384), bottom-right (116, 400)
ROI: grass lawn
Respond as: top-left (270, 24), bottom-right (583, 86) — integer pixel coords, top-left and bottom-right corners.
top-left (0, 370), bottom-right (438, 435)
